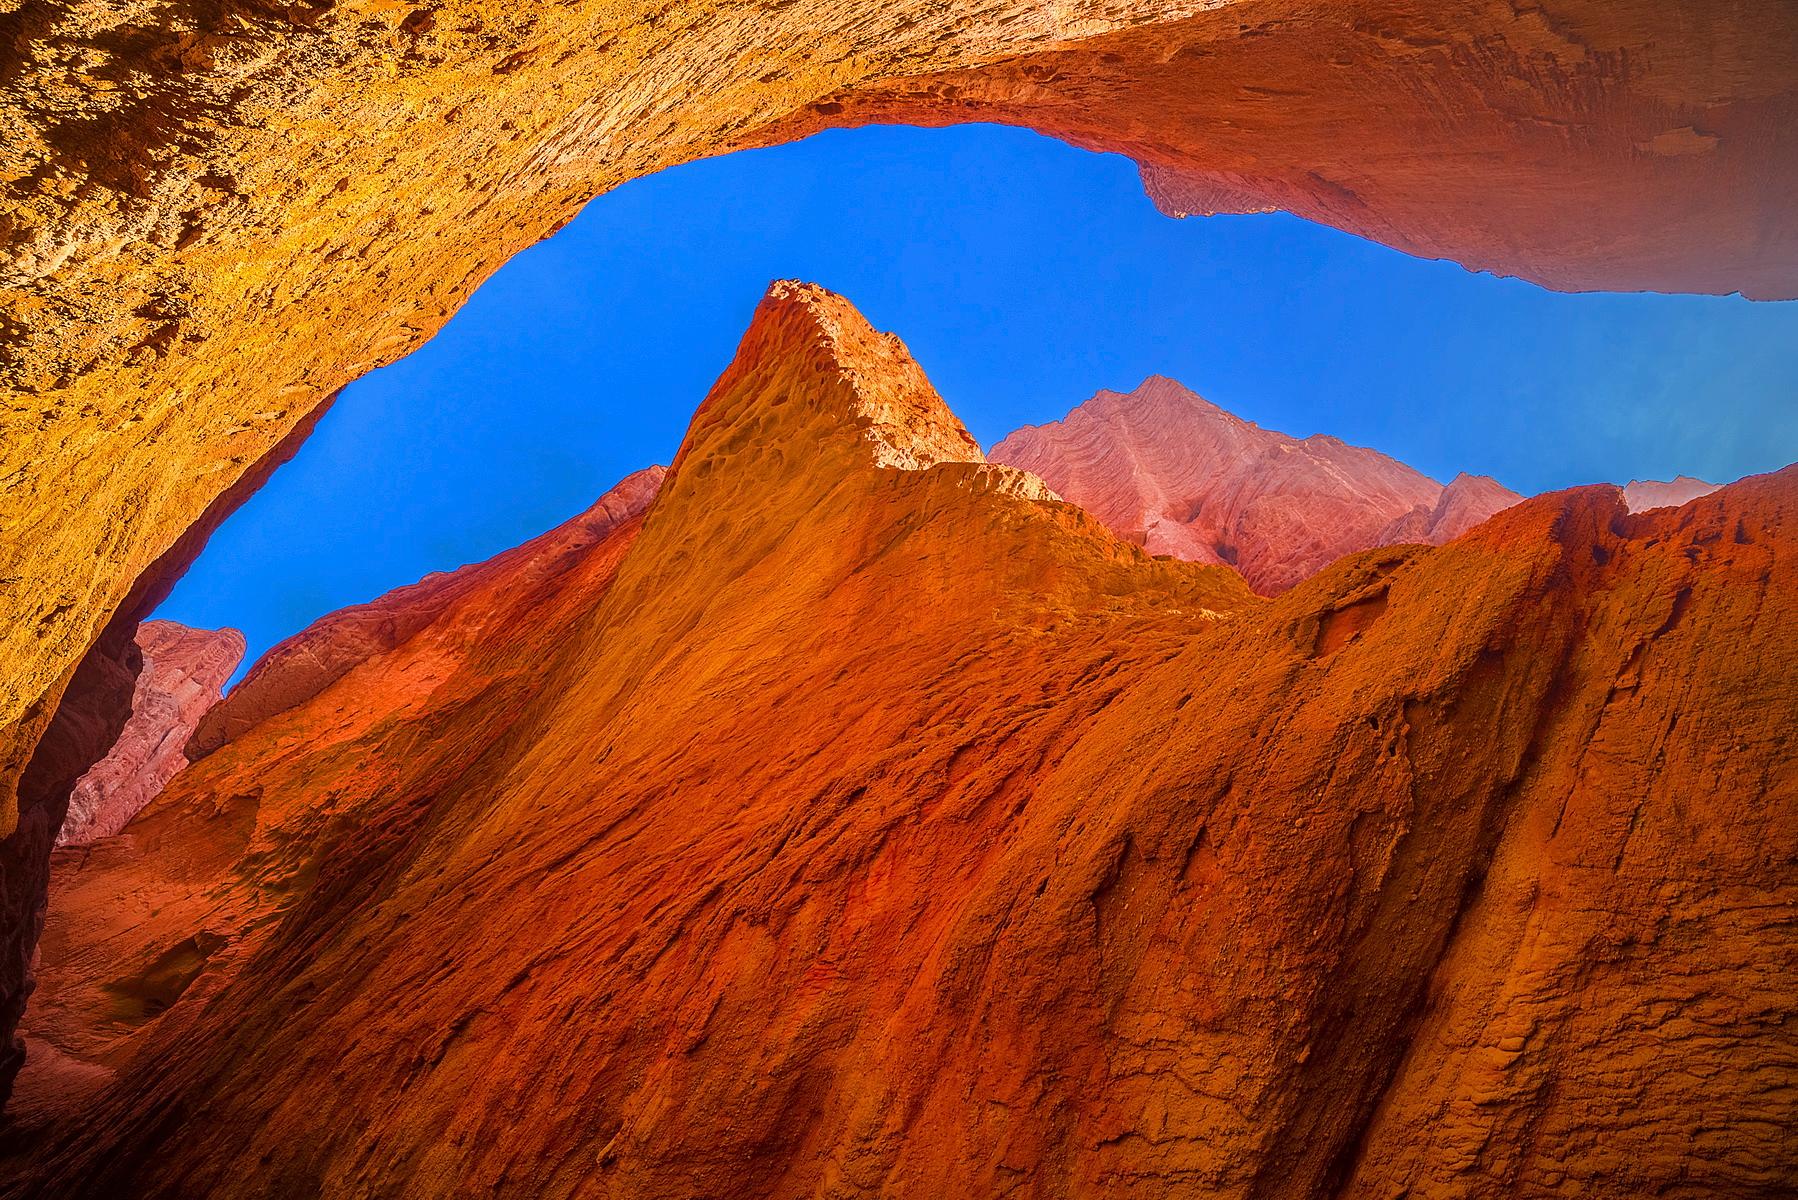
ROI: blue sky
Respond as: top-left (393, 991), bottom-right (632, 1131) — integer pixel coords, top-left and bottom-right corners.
top-left (157, 123), bottom-right (1798, 680)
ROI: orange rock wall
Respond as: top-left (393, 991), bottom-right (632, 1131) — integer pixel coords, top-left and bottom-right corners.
top-left (3, 0), bottom-right (1796, 846)
top-left (6, 286), bottom-right (1792, 1198)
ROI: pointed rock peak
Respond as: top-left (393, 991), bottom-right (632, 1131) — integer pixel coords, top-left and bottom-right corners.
top-left (1125, 375), bottom-right (1243, 422)
top-left (1100, 374), bottom-right (1233, 418)
top-left (671, 281), bottom-right (984, 487)
top-left (1424, 471), bottom-right (1526, 543)
top-left (1437, 472), bottom-right (1524, 506)
top-left (992, 373), bottom-right (1237, 452)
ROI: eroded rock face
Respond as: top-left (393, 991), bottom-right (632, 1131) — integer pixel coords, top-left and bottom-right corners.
top-left (186, 465), bottom-right (665, 761)
top-left (0, 3), bottom-right (1792, 1095)
top-left (1376, 471), bottom-right (1527, 548)
top-left (8, 462), bottom-right (665, 1130)
top-left (1624, 475), bottom-right (1721, 512)
top-left (58, 622), bottom-right (244, 849)
top-left (3, 0), bottom-right (1797, 856)
top-left (6, 285), bottom-right (1792, 1198)
top-left (990, 376), bottom-right (1523, 593)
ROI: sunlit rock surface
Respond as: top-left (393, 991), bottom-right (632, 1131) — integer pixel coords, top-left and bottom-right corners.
top-left (9, 462), bottom-right (666, 1132)
top-left (58, 622), bottom-right (244, 848)
top-left (4, 0), bottom-right (1797, 850)
top-left (185, 466), bottom-right (666, 762)
top-left (1, 2), bottom-right (1793, 1089)
top-left (990, 377), bottom-right (1523, 593)
top-left (1379, 471), bottom-right (1527, 547)
top-left (5, 285), bottom-right (1792, 1199)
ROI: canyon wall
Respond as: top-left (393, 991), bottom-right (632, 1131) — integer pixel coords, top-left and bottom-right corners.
top-left (8, 463), bottom-right (665, 1132)
top-left (2, 2), bottom-right (1794, 1096)
top-left (3, 0), bottom-right (1797, 859)
top-left (990, 376), bottom-right (1522, 593)
top-left (5, 285), bottom-right (1792, 1198)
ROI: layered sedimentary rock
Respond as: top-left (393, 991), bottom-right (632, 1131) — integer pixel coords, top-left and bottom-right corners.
top-left (0, 400), bottom-right (328, 1108)
top-left (991, 376), bottom-right (1522, 593)
top-left (1377, 471), bottom-right (1527, 547)
top-left (5, 285), bottom-right (1792, 1199)
top-left (1624, 475), bottom-right (1721, 512)
top-left (59, 622), bottom-right (244, 848)
top-left (186, 465), bottom-right (665, 761)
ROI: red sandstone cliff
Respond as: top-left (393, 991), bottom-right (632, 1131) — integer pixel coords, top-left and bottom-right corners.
top-left (2, 4), bottom-right (1795, 1121)
top-left (2, 286), bottom-right (1792, 1199)
top-left (58, 623), bottom-right (244, 848)
top-left (186, 465), bottom-right (665, 761)
top-left (990, 377), bottom-right (1523, 593)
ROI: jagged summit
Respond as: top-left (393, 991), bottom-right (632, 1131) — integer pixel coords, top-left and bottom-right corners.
top-left (678, 281), bottom-right (986, 476)
top-left (1623, 474), bottom-right (1721, 512)
top-left (990, 375), bottom-right (1522, 593)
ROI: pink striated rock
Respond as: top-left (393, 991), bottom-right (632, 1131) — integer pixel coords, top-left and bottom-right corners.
top-left (1379, 472), bottom-right (1527, 547)
top-left (990, 377), bottom-right (1522, 594)
top-left (60, 622), bottom-right (246, 847)
top-left (1623, 475), bottom-right (1720, 512)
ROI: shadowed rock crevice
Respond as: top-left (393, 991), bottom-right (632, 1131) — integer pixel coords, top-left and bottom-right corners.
top-left (0, 399), bottom-right (329, 1109)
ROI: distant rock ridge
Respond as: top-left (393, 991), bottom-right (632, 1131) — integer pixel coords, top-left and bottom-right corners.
top-left (58, 622), bottom-right (244, 847)
top-left (990, 376), bottom-right (1524, 594)
top-left (185, 465), bottom-right (666, 761)
top-left (1624, 475), bottom-right (1721, 512)
top-left (1378, 472), bottom-right (1527, 547)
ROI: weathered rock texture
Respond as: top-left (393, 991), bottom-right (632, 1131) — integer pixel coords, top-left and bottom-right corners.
top-left (1, 1), bottom-right (1794, 1101)
top-left (5, 285), bottom-right (1792, 1199)
top-left (991, 376), bottom-right (1523, 593)
top-left (57, 622), bottom-right (243, 849)
top-left (0, 399), bottom-right (329, 1108)
top-left (185, 465), bottom-right (665, 761)
top-left (1377, 471), bottom-right (1527, 547)
top-left (7, 461), bottom-right (665, 1132)
top-left (1624, 474), bottom-right (1721, 512)
top-left (4, 0), bottom-right (1798, 854)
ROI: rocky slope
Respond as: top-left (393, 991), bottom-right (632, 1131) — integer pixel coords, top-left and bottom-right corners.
top-left (7, 461), bottom-right (666, 1131)
top-left (990, 376), bottom-right (1523, 593)
top-left (1, 4), bottom-right (1792, 1087)
top-left (58, 622), bottom-right (244, 848)
top-left (1624, 475), bottom-right (1721, 512)
top-left (3, 0), bottom-right (1796, 883)
top-left (3, 285), bottom-right (1792, 1199)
